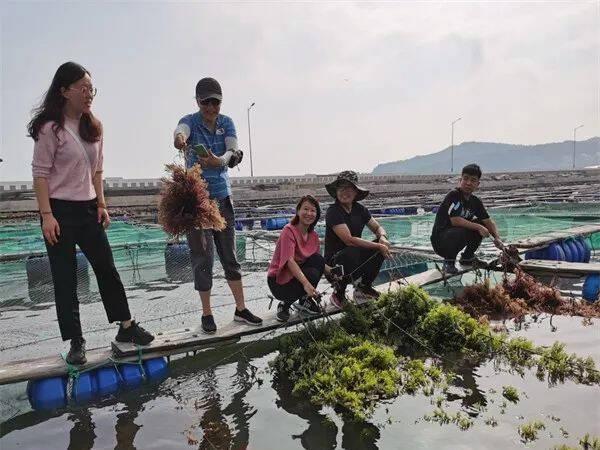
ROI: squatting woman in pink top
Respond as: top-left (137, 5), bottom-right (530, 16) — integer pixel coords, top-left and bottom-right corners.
top-left (267, 195), bottom-right (329, 322)
top-left (29, 62), bottom-right (154, 365)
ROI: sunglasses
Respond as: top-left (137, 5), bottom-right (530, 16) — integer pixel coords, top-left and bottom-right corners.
top-left (199, 98), bottom-right (221, 107)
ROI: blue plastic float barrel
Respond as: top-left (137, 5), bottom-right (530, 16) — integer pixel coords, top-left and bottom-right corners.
top-left (118, 364), bottom-right (145, 389)
top-left (72, 372), bottom-right (98, 403)
top-left (582, 274), bottom-right (600, 303)
top-left (143, 357), bottom-right (169, 381)
top-left (573, 239), bottom-right (585, 262)
top-left (580, 237), bottom-right (592, 263)
top-left (96, 367), bottom-right (121, 396)
top-left (265, 217), bottom-right (289, 230)
top-left (27, 376), bottom-right (67, 410)
top-left (561, 241), bottom-right (574, 262)
top-left (546, 243), bottom-right (565, 261)
top-left (567, 239), bottom-right (582, 262)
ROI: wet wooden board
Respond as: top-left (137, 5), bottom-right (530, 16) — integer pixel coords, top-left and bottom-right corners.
top-left (519, 259), bottom-right (600, 276)
top-left (511, 223), bottom-right (600, 249)
top-left (111, 301), bottom-right (347, 358)
top-left (0, 336), bottom-right (239, 386)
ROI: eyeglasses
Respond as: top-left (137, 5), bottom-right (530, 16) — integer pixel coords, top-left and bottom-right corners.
top-left (68, 86), bottom-right (98, 98)
top-left (199, 98), bottom-right (221, 107)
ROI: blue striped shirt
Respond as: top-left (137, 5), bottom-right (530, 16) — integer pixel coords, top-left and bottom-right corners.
top-left (177, 113), bottom-right (236, 200)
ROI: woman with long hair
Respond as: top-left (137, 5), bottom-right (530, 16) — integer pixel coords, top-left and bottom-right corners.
top-left (29, 61), bottom-right (154, 365)
top-left (267, 195), bottom-right (327, 322)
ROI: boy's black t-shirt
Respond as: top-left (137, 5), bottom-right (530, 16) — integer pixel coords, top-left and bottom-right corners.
top-left (324, 201), bottom-right (372, 262)
top-left (431, 188), bottom-right (489, 239)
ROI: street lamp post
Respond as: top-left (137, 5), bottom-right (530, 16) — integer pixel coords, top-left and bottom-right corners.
top-left (572, 124), bottom-right (584, 170)
top-left (451, 117), bottom-right (462, 173)
top-left (247, 102), bottom-right (256, 177)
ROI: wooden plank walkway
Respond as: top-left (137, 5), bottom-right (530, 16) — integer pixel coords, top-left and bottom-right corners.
top-left (510, 223), bottom-right (600, 249)
top-left (519, 259), bottom-right (600, 276)
top-left (0, 267), bottom-right (468, 385)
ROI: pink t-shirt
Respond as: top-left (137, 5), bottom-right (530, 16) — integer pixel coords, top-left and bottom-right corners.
top-left (268, 223), bottom-right (321, 285)
top-left (31, 118), bottom-right (103, 201)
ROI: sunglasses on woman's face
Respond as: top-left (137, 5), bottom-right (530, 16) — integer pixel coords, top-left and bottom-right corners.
top-left (199, 98), bottom-right (221, 107)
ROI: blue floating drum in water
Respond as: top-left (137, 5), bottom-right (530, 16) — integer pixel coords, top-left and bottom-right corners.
top-left (567, 239), bottom-right (582, 262)
top-left (143, 357), bottom-right (169, 381)
top-left (72, 371), bottom-right (98, 403)
top-left (582, 274), bottom-right (600, 302)
top-left (571, 239), bottom-right (584, 263)
top-left (535, 247), bottom-right (548, 260)
top-left (580, 237), bottom-right (592, 263)
top-left (96, 366), bottom-right (121, 396)
top-left (265, 217), bottom-right (289, 230)
top-left (546, 243), bottom-right (565, 261)
top-left (561, 241), bottom-right (574, 262)
top-left (118, 364), bottom-right (145, 388)
top-left (27, 376), bottom-right (67, 410)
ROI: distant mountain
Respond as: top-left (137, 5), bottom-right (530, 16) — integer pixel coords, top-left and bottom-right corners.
top-left (372, 137), bottom-right (600, 175)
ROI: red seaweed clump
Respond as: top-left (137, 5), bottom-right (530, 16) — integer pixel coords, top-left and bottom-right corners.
top-left (158, 164), bottom-right (225, 238)
top-left (454, 269), bottom-right (599, 320)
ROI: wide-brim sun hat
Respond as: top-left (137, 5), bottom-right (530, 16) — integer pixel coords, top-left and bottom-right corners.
top-left (325, 170), bottom-right (369, 201)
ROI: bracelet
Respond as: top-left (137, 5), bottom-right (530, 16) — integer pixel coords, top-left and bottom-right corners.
top-left (40, 211), bottom-right (53, 215)
top-left (97, 202), bottom-right (107, 209)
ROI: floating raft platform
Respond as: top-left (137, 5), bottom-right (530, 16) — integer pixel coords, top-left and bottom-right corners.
top-left (519, 260), bottom-right (600, 278)
top-left (0, 268), bottom-right (469, 386)
top-left (511, 223), bottom-right (600, 249)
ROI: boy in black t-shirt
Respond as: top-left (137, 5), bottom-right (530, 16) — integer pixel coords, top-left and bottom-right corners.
top-left (430, 164), bottom-right (503, 274)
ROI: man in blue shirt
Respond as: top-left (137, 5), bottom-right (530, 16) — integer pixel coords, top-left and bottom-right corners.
top-left (173, 77), bottom-right (261, 333)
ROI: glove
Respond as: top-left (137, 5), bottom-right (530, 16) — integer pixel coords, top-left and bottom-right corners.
top-left (227, 149), bottom-right (244, 168)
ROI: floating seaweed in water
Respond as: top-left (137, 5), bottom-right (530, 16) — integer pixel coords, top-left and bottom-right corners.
top-left (454, 269), bottom-right (600, 319)
top-left (158, 164), bottom-right (226, 238)
top-left (271, 286), bottom-right (600, 421)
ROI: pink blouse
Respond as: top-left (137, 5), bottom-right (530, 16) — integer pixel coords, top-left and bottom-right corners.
top-left (31, 119), bottom-right (103, 201)
top-left (267, 224), bottom-right (321, 285)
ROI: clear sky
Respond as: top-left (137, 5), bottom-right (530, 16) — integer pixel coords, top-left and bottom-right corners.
top-left (1, 1), bottom-right (598, 181)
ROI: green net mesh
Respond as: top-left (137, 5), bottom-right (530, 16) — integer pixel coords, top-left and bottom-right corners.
top-left (0, 203), bottom-right (598, 349)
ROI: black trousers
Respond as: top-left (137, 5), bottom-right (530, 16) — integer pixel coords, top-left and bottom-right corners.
top-left (44, 198), bottom-right (131, 341)
top-left (329, 245), bottom-right (385, 293)
top-left (431, 227), bottom-right (483, 262)
top-left (267, 253), bottom-right (325, 307)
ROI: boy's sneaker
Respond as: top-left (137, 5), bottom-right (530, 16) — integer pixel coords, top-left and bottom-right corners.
top-left (276, 302), bottom-right (291, 322)
top-left (234, 308), bottom-right (263, 326)
top-left (354, 283), bottom-right (380, 299)
top-left (66, 337), bottom-right (87, 365)
top-left (330, 291), bottom-right (346, 309)
top-left (459, 255), bottom-right (487, 268)
top-left (201, 315), bottom-right (217, 334)
top-left (295, 296), bottom-right (321, 316)
top-left (442, 260), bottom-right (459, 274)
top-left (115, 321), bottom-right (155, 345)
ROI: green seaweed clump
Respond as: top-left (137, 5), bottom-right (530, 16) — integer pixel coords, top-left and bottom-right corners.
top-left (501, 385), bottom-right (520, 403)
top-left (537, 342), bottom-right (600, 386)
top-left (552, 433), bottom-right (600, 450)
top-left (417, 303), bottom-right (501, 354)
top-left (273, 328), bottom-right (400, 419)
top-left (423, 408), bottom-right (474, 430)
top-left (518, 420), bottom-right (545, 443)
